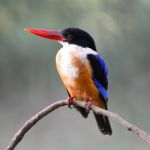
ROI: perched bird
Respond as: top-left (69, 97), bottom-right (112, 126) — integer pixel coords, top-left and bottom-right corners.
top-left (25, 27), bottom-right (112, 135)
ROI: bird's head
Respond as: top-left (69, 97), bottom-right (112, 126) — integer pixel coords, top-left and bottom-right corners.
top-left (25, 27), bottom-right (96, 51)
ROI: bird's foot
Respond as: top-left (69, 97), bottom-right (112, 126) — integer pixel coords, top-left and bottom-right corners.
top-left (68, 96), bottom-right (75, 109)
top-left (84, 98), bottom-right (93, 113)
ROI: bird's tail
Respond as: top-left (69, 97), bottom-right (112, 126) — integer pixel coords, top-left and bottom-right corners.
top-left (94, 112), bottom-right (112, 135)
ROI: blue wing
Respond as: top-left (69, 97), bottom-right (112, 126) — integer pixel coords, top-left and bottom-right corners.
top-left (87, 54), bottom-right (108, 102)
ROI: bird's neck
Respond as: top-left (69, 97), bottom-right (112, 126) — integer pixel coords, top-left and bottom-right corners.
top-left (59, 42), bottom-right (98, 56)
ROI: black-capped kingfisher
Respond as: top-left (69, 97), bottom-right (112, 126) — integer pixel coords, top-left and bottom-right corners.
top-left (25, 27), bottom-right (112, 135)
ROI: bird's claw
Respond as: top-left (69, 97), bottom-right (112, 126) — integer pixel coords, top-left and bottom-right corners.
top-left (84, 99), bottom-right (92, 113)
top-left (68, 96), bottom-right (75, 109)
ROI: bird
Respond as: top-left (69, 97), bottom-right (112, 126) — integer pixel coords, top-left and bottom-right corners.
top-left (25, 27), bottom-right (112, 135)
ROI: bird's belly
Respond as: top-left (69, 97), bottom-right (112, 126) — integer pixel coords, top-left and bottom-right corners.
top-left (66, 75), bottom-right (104, 107)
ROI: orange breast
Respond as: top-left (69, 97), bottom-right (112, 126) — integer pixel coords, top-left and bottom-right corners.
top-left (56, 49), bottom-right (105, 108)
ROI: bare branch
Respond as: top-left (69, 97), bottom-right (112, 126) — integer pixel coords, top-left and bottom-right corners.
top-left (5, 99), bottom-right (150, 150)
top-left (5, 100), bottom-right (68, 150)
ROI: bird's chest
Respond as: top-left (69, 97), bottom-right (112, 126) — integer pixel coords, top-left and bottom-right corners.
top-left (56, 49), bottom-right (84, 80)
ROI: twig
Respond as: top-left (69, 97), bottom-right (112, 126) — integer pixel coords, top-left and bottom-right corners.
top-left (5, 99), bottom-right (150, 150)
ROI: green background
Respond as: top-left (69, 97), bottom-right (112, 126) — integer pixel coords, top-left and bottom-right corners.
top-left (1, 0), bottom-right (150, 149)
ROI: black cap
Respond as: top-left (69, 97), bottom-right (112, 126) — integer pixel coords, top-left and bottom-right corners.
top-left (61, 27), bottom-right (96, 51)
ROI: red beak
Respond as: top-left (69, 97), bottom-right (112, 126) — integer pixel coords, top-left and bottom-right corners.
top-left (25, 28), bottom-right (64, 41)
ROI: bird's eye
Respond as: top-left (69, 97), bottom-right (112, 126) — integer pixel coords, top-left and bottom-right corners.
top-left (66, 34), bottom-right (72, 40)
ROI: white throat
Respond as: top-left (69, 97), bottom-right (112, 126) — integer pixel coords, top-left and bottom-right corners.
top-left (59, 42), bottom-right (97, 55)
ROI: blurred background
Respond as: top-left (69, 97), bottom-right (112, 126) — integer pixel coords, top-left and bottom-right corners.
top-left (1, 0), bottom-right (150, 149)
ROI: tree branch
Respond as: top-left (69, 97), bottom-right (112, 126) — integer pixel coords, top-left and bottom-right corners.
top-left (5, 99), bottom-right (150, 150)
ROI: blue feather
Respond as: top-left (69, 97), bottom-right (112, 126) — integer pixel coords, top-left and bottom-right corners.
top-left (93, 77), bottom-right (108, 102)
top-left (87, 54), bottom-right (108, 102)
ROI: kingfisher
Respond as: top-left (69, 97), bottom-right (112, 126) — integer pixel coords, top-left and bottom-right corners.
top-left (25, 27), bottom-right (112, 135)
